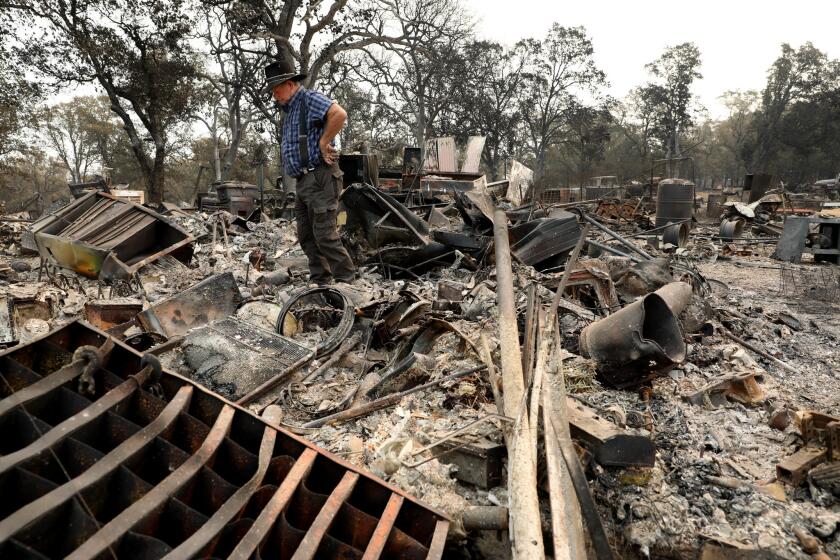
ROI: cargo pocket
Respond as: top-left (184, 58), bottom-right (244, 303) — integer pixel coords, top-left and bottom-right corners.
top-left (315, 166), bottom-right (341, 203)
top-left (312, 202), bottom-right (340, 242)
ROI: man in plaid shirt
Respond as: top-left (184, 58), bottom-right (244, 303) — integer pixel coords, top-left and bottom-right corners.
top-left (265, 53), bottom-right (356, 285)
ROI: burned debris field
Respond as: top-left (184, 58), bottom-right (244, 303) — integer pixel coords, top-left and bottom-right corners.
top-left (2, 158), bottom-right (840, 559)
top-left (2, 1), bottom-right (840, 558)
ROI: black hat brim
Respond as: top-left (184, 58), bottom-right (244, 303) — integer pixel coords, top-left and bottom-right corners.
top-left (265, 72), bottom-right (307, 94)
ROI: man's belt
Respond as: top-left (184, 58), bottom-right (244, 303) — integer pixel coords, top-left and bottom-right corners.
top-left (292, 165), bottom-right (317, 180)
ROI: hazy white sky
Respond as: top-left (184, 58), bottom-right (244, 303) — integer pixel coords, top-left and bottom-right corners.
top-left (465, 0), bottom-right (840, 119)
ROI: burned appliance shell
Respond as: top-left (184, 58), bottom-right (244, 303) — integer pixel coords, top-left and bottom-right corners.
top-left (27, 191), bottom-right (194, 281)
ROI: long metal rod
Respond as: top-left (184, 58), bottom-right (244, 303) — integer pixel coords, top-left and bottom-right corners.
top-left (585, 239), bottom-right (642, 263)
top-left (722, 329), bottom-right (800, 374)
top-left (302, 365), bottom-right (486, 429)
top-left (549, 223), bottom-right (591, 320)
top-left (521, 283), bottom-right (539, 380)
top-left (580, 212), bottom-right (653, 260)
top-left (537, 224), bottom-right (591, 559)
top-left (493, 208), bottom-right (526, 397)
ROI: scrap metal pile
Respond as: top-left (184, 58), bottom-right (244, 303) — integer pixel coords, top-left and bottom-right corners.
top-left (1, 162), bottom-right (839, 559)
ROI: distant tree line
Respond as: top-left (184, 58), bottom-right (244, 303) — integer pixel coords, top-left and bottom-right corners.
top-left (0, 0), bottom-right (838, 209)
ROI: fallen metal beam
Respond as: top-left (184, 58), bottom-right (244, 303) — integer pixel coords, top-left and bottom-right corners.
top-left (580, 212), bottom-right (653, 260)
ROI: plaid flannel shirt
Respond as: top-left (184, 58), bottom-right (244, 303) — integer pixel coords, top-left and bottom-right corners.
top-left (281, 86), bottom-right (335, 178)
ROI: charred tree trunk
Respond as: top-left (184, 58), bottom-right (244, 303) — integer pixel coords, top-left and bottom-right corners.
top-left (147, 145), bottom-right (167, 204)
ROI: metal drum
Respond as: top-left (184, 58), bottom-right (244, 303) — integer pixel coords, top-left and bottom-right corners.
top-left (656, 179), bottom-right (695, 228)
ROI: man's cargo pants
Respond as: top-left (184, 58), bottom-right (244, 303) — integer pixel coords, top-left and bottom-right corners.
top-left (293, 164), bottom-right (356, 284)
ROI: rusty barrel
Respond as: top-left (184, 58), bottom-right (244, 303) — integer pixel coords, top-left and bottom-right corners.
top-left (656, 179), bottom-right (695, 228)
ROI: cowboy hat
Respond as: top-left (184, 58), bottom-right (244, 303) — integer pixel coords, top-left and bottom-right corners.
top-left (264, 51), bottom-right (307, 93)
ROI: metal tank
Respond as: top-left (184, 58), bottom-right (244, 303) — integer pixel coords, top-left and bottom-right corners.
top-left (655, 178), bottom-right (695, 228)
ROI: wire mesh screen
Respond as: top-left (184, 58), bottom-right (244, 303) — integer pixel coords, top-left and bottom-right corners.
top-left (778, 264), bottom-right (840, 306)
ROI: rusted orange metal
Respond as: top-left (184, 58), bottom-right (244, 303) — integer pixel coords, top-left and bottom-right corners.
top-left (0, 321), bottom-right (449, 559)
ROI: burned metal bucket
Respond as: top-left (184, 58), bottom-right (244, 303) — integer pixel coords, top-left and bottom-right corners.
top-left (654, 281), bottom-right (693, 316)
top-left (578, 291), bottom-right (686, 387)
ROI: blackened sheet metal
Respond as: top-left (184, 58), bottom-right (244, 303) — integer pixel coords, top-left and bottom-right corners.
top-left (0, 320), bottom-right (449, 559)
top-left (29, 191), bottom-right (194, 280)
top-left (341, 183), bottom-right (430, 247)
top-left (509, 213), bottom-right (582, 270)
top-left (137, 272), bottom-right (242, 337)
top-left (772, 216), bottom-right (811, 263)
top-left (566, 397), bottom-right (656, 467)
top-left (371, 242), bottom-right (461, 277)
top-left (431, 231), bottom-right (488, 252)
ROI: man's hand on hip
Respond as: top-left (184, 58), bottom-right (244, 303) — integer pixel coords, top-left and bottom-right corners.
top-left (320, 141), bottom-right (339, 165)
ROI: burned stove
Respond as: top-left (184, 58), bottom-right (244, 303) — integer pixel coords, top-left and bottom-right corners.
top-left (0, 321), bottom-right (449, 559)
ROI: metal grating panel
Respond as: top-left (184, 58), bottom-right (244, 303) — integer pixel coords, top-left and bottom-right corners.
top-left (203, 316), bottom-right (312, 366)
top-left (0, 321), bottom-right (449, 559)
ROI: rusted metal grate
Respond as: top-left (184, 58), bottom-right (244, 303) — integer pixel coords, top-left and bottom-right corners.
top-left (0, 321), bottom-right (448, 559)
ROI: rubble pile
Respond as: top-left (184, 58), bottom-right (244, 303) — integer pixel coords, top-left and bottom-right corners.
top-left (1, 170), bottom-right (839, 559)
